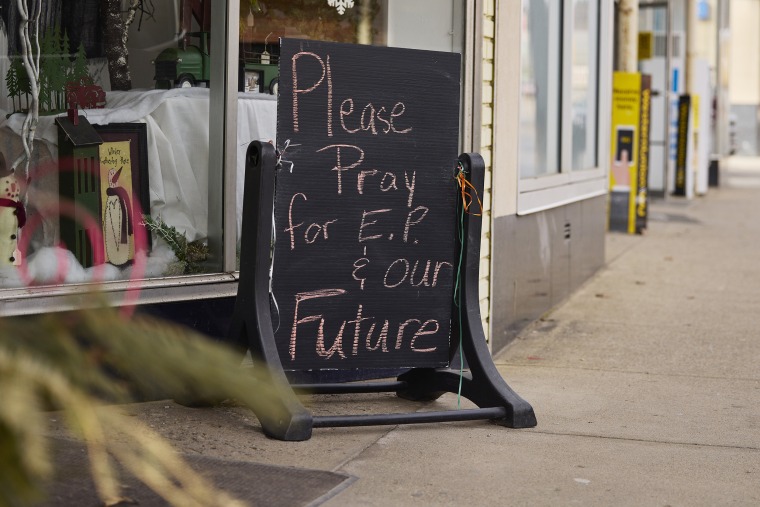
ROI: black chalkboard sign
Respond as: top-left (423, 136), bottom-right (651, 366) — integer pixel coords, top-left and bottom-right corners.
top-left (273, 39), bottom-right (461, 370)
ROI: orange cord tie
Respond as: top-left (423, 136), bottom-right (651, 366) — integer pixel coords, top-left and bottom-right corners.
top-left (455, 167), bottom-right (483, 216)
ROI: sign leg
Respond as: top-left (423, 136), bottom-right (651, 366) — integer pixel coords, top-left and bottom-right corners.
top-left (397, 153), bottom-right (537, 428)
top-left (232, 141), bottom-right (314, 441)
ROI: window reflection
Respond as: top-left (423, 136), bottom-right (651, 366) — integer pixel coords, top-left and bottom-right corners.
top-left (570, 0), bottom-right (598, 171)
top-left (520, 0), bottom-right (561, 178)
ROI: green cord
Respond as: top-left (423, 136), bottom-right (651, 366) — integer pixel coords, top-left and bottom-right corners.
top-left (454, 165), bottom-right (466, 409)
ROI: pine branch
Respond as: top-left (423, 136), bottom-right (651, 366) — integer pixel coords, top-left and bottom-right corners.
top-left (141, 215), bottom-right (184, 256)
top-left (0, 303), bottom-right (274, 506)
top-left (141, 215), bottom-right (208, 274)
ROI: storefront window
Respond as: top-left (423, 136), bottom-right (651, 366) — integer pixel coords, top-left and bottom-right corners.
top-left (517, 0), bottom-right (609, 215)
top-left (519, 0), bottom-right (561, 178)
top-left (570, 0), bottom-right (599, 171)
top-left (521, 0), bottom-right (600, 176)
top-left (0, 2), bottom-right (217, 292)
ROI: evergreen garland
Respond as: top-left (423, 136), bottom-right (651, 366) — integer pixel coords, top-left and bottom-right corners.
top-left (141, 215), bottom-right (209, 275)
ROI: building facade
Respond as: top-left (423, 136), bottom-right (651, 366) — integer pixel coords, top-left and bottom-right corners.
top-left (728, 0), bottom-right (759, 155)
top-left (486, 1), bottom-right (613, 351)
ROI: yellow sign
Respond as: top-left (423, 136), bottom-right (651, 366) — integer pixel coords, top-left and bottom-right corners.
top-left (99, 140), bottom-right (136, 266)
top-left (610, 72), bottom-right (640, 190)
top-left (638, 32), bottom-right (653, 60)
top-left (610, 72), bottom-right (651, 234)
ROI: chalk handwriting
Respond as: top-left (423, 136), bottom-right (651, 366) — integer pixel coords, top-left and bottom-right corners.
top-left (339, 98), bottom-right (413, 135)
top-left (358, 209), bottom-right (391, 242)
top-left (291, 52), bottom-right (327, 135)
top-left (384, 258), bottom-right (453, 289)
top-left (352, 256), bottom-right (370, 290)
top-left (316, 144), bottom-right (364, 195)
top-left (290, 289), bottom-right (442, 360)
top-left (290, 288), bottom-right (347, 360)
top-left (403, 206), bottom-right (428, 243)
top-left (404, 171), bottom-right (416, 207)
top-left (291, 50), bottom-right (412, 137)
top-left (284, 192), bottom-right (339, 250)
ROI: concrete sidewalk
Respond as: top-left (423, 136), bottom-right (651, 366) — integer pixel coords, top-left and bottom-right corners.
top-left (311, 157), bottom-right (759, 505)
top-left (88, 157), bottom-right (760, 505)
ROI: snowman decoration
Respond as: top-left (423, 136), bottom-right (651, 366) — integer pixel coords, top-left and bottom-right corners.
top-left (103, 167), bottom-right (133, 266)
top-left (0, 153), bottom-right (25, 267)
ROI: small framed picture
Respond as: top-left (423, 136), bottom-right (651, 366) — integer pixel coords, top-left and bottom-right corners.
top-left (92, 123), bottom-right (151, 266)
top-left (244, 69), bottom-right (264, 93)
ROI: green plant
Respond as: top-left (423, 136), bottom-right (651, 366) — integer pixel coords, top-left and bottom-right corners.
top-left (0, 303), bottom-right (286, 507)
top-left (141, 215), bottom-right (210, 274)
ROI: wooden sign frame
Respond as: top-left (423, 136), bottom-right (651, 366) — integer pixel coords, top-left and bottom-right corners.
top-left (229, 142), bottom-right (536, 441)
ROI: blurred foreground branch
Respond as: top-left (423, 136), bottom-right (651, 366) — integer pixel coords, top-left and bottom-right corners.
top-left (0, 303), bottom-right (285, 507)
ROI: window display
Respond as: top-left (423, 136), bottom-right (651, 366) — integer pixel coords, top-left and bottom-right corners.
top-left (0, 0), bottom-right (215, 288)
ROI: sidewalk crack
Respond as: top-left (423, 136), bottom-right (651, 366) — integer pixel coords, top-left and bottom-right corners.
top-left (529, 430), bottom-right (760, 451)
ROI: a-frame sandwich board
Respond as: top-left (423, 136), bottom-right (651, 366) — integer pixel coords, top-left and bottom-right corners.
top-left (229, 141), bottom-right (536, 441)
